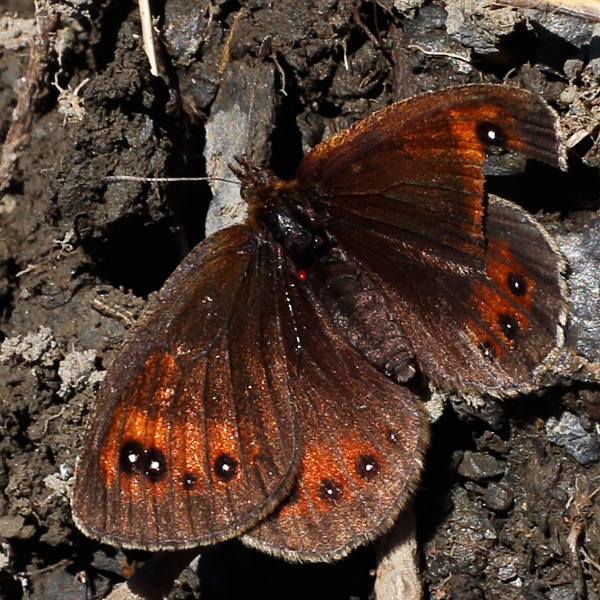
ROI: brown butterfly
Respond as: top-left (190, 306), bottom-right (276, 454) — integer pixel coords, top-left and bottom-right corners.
top-left (71, 84), bottom-right (568, 562)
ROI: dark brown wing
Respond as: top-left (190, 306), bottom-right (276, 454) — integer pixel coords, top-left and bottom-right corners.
top-left (71, 227), bottom-right (300, 551)
top-left (243, 244), bottom-right (428, 562)
top-left (295, 84), bottom-right (567, 395)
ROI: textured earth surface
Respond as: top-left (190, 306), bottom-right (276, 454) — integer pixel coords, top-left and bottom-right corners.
top-left (0, 0), bottom-right (600, 599)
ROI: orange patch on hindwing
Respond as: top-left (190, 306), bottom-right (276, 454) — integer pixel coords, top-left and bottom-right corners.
top-left (277, 433), bottom-right (387, 519)
top-left (487, 239), bottom-right (534, 308)
top-left (470, 239), bottom-right (535, 355)
top-left (337, 434), bottom-right (386, 486)
top-left (286, 442), bottom-right (349, 515)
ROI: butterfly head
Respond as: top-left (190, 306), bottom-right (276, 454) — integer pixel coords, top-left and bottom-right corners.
top-left (230, 155), bottom-right (297, 209)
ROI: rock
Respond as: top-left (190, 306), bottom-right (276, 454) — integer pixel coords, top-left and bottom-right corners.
top-left (546, 411), bottom-right (599, 466)
top-left (483, 483), bottom-right (514, 511)
top-left (457, 451), bottom-right (506, 481)
top-left (0, 515), bottom-right (25, 538)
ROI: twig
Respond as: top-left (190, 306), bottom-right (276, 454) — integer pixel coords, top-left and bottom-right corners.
top-left (408, 44), bottom-right (472, 65)
top-left (270, 51), bottom-right (288, 97)
top-left (0, 558), bottom-right (72, 584)
top-left (0, 7), bottom-right (58, 193)
top-left (352, 6), bottom-right (382, 49)
top-left (138, 0), bottom-right (158, 76)
top-left (219, 9), bottom-right (245, 73)
top-left (104, 550), bottom-right (200, 600)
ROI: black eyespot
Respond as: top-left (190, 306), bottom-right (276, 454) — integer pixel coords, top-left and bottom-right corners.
top-left (355, 454), bottom-right (381, 479)
top-left (479, 340), bottom-right (496, 362)
top-left (214, 453), bottom-right (237, 482)
top-left (318, 478), bottom-right (343, 502)
top-left (119, 441), bottom-right (145, 475)
top-left (386, 429), bottom-right (400, 444)
top-left (499, 313), bottom-right (520, 340)
top-left (507, 272), bottom-right (528, 297)
top-left (476, 121), bottom-right (507, 147)
top-left (144, 448), bottom-right (167, 482)
top-left (182, 472), bottom-right (197, 490)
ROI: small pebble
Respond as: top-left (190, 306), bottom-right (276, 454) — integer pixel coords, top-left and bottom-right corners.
top-left (546, 411), bottom-right (599, 466)
top-left (457, 451), bottom-right (506, 481)
top-left (0, 515), bottom-right (25, 538)
top-left (483, 482), bottom-right (514, 511)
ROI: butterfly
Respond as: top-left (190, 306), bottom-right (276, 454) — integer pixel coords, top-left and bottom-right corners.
top-left (71, 84), bottom-right (568, 562)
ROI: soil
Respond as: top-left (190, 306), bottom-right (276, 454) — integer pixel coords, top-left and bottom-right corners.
top-left (0, 0), bottom-right (600, 599)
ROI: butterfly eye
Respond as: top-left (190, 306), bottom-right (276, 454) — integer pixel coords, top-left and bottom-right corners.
top-left (507, 272), bottom-right (528, 297)
top-left (214, 453), bottom-right (238, 482)
top-left (498, 313), bottom-right (520, 340)
top-left (477, 121), bottom-right (507, 147)
top-left (317, 478), bottom-right (343, 503)
top-left (355, 454), bottom-right (381, 479)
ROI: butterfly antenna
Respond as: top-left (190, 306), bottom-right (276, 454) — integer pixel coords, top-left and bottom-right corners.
top-left (101, 175), bottom-right (239, 184)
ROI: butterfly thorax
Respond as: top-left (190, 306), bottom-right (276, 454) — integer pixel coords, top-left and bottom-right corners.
top-left (231, 156), bottom-right (329, 269)
top-left (230, 157), bottom-right (420, 381)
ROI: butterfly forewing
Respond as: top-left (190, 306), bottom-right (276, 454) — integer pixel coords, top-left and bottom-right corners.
top-left (243, 246), bottom-right (428, 561)
top-left (72, 227), bottom-right (299, 550)
top-left (295, 85), bottom-right (567, 394)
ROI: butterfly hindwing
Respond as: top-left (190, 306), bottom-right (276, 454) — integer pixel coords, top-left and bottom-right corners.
top-left (243, 245), bottom-right (428, 561)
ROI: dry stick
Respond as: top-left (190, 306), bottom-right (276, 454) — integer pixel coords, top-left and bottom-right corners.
top-left (91, 296), bottom-right (137, 328)
top-left (498, 0), bottom-right (600, 21)
top-left (104, 550), bottom-right (200, 600)
top-left (352, 5), bottom-right (381, 49)
top-left (0, 8), bottom-right (58, 194)
top-left (219, 9), bottom-right (245, 74)
top-left (375, 507), bottom-right (423, 600)
top-left (0, 558), bottom-right (72, 585)
top-left (138, 0), bottom-right (159, 76)
top-left (352, 5), bottom-right (392, 64)
top-left (269, 48), bottom-right (288, 97)
top-left (246, 35), bottom-right (274, 153)
top-left (567, 519), bottom-right (587, 600)
top-left (407, 44), bottom-right (472, 65)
